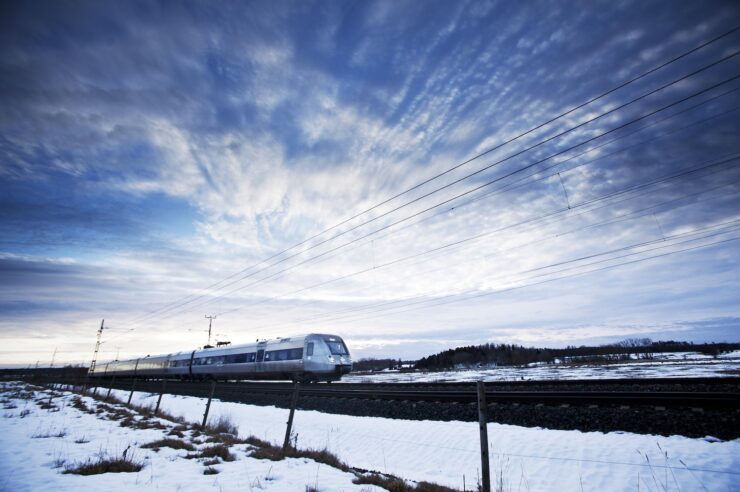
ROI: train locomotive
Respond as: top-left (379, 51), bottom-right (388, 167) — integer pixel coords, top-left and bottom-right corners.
top-left (89, 333), bottom-right (352, 382)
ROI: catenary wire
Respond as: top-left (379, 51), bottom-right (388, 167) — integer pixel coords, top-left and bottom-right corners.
top-left (116, 28), bottom-right (740, 328)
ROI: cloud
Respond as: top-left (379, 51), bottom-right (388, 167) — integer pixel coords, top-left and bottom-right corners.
top-left (1, 0), bottom-right (739, 365)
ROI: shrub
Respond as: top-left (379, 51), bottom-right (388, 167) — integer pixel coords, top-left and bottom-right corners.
top-left (203, 467), bottom-right (219, 475)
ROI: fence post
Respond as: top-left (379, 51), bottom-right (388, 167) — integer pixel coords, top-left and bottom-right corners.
top-left (155, 379), bottom-right (167, 414)
top-left (127, 378), bottom-right (137, 405)
top-left (283, 381), bottom-right (301, 450)
top-left (105, 375), bottom-right (116, 402)
top-left (201, 380), bottom-right (217, 429)
top-left (477, 380), bottom-right (491, 492)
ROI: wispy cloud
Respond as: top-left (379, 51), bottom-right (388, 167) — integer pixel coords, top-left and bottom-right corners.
top-left (1, 0), bottom-right (739, 364)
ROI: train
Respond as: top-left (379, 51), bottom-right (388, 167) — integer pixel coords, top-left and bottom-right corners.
top-left (89, 333), bottom-right (352, 382)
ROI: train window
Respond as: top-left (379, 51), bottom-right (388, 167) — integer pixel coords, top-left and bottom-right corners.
top-left (289, 348), bottom-right (303, 359)
top-left (323, 338), bottom-right (348, 355)
top-left (246, 353), bottom-right (256, 362)
top-left (264, 352), bottom-right (270, 361)
top-left (306, 343), bottom-right (313, 356)
top-left (225, 353), bottom-right (248, 364)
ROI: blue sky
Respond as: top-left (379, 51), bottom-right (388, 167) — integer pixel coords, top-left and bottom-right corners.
top-left (1, 0), bottom-right (740, 366)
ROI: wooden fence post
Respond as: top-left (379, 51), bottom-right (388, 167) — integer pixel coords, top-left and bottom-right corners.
top-left (201, 380), bottom-right (217, 429)
top-left (105, 375), bottom-right (116, 402)
top-left (283, 381), bottom-right (301, 450)
top-left (155, 379), bottom-right (167, 414)
top-left (477, 380), bottom-right (491, 492)
top-left (127, 378), bottom-right (137, 405)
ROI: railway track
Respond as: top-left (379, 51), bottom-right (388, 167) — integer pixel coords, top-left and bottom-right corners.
top-left (89, 377), bottom-right (740, 409)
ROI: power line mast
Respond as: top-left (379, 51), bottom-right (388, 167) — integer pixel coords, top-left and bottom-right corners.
top-left (204, 315), bottom-right (217, 348)
top-left (89, 319), bottom-right (105, 375)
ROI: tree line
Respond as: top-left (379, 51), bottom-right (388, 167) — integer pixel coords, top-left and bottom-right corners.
top-left (412, 339), bottom-right (740, 370)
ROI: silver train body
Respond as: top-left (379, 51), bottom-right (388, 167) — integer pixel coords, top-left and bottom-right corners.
top-left (89, 333), bottom-right (352, 382)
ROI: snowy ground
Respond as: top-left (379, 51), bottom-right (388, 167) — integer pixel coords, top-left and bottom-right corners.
top-left (0, 382), bottom-right (382, 492)
top-left (343, 351), bottom-right (740, 384)
top-left (3, 381), bottom-right (737, 491)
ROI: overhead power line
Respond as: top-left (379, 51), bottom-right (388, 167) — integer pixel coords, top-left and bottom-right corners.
top-left (116, 69), bottom-right (740, 340)
top-left (122, 150), bottom-right (740, 339)
top-left (117, 26), bottom-right (740, 329)
top-left (305, 225), bottom-right (740, 328)
top-left (243, 164), bottom-right (740, 331)
top-left (159, 70), bottom-right (740, 321)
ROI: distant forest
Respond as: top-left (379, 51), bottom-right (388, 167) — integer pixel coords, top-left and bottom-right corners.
top-left (412, 339), bottom-right (740, 371)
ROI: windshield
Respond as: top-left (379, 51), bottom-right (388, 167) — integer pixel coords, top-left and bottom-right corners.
top-left (323, 337), bottom-right (348, 355)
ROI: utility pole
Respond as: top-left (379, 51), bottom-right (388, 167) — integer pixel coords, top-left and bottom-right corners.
top-left (88, 319), bottom-right (105, 378)
top-left (204, 315), bottom-right (217, 348)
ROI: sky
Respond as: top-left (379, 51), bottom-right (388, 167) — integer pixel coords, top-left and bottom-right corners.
top-left (1, 0), bottom-right (740, 366)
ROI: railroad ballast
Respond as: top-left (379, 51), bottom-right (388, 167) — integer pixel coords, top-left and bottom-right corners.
top-left (89, 333), bottom-right (352, 382)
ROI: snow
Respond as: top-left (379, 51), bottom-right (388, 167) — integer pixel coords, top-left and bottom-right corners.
top-left (3, 381), bottom-right (737, 491)
top-left (342, 352), bottom-right (740, 383)
top-left (0, 382), bottom-right (381, 492)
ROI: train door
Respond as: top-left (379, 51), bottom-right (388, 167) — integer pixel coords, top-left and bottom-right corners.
top-left (256, 348), bottom-right (265, 373)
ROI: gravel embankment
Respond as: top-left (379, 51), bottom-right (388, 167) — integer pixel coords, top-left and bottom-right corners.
top-left (90, 378), bottom-right (740, 440)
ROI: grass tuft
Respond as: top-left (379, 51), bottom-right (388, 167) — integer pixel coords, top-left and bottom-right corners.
top-left (248, 443), bottom-right (349, 472)
top-left (141, 438), bottom-right (195, 452)
top-left (63, 451), bottom-right (144, 476)
top-left (32, 429), bottom-right (67, 438)
top-left (203, 466), bottom-right (220, 475)
top-left (186, 444), bottom-right (235, 462)
top-left (205, 414), bottom-right (238, 435)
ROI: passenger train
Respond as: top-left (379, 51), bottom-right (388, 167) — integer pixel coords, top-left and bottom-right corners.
top-left (89, 333), bottom-right (352, 382)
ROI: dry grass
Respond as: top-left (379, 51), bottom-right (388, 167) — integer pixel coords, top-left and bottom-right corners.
top-left (141, 438), bottom-right (195, 452)
top-left (203, 466), bottom-right (220, 475)
top-left (245, 436), bottom-right (272, 448)
top-left (186, 444), bottom-right (235, 462)
top-left (352, 474), bottom-right (458, 492)
top-left (31, 429), bottom-right (67, 439)
top-left (64, 449), bottom-right (144, 476)
top-left (70, 397), bottom-right (91, 413)
top-left (205, 415), bottom-right (238, 435)
top-left (245, 440), bottom-right (458, 492)
top-left (248, 443), bottom-right (350, 472)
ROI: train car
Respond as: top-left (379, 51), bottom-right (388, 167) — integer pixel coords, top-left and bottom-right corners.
top-left (89, 333), bottom-right (352, 382)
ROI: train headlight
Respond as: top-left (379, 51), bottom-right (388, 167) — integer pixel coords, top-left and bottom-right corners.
top-left (328, 355), bottom-right (335, 362)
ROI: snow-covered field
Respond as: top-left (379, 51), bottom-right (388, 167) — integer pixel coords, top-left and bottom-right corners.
top-left (343, 351), bottom-right (740, 384)
top-left (2, 381), bottom-right (738, 491)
